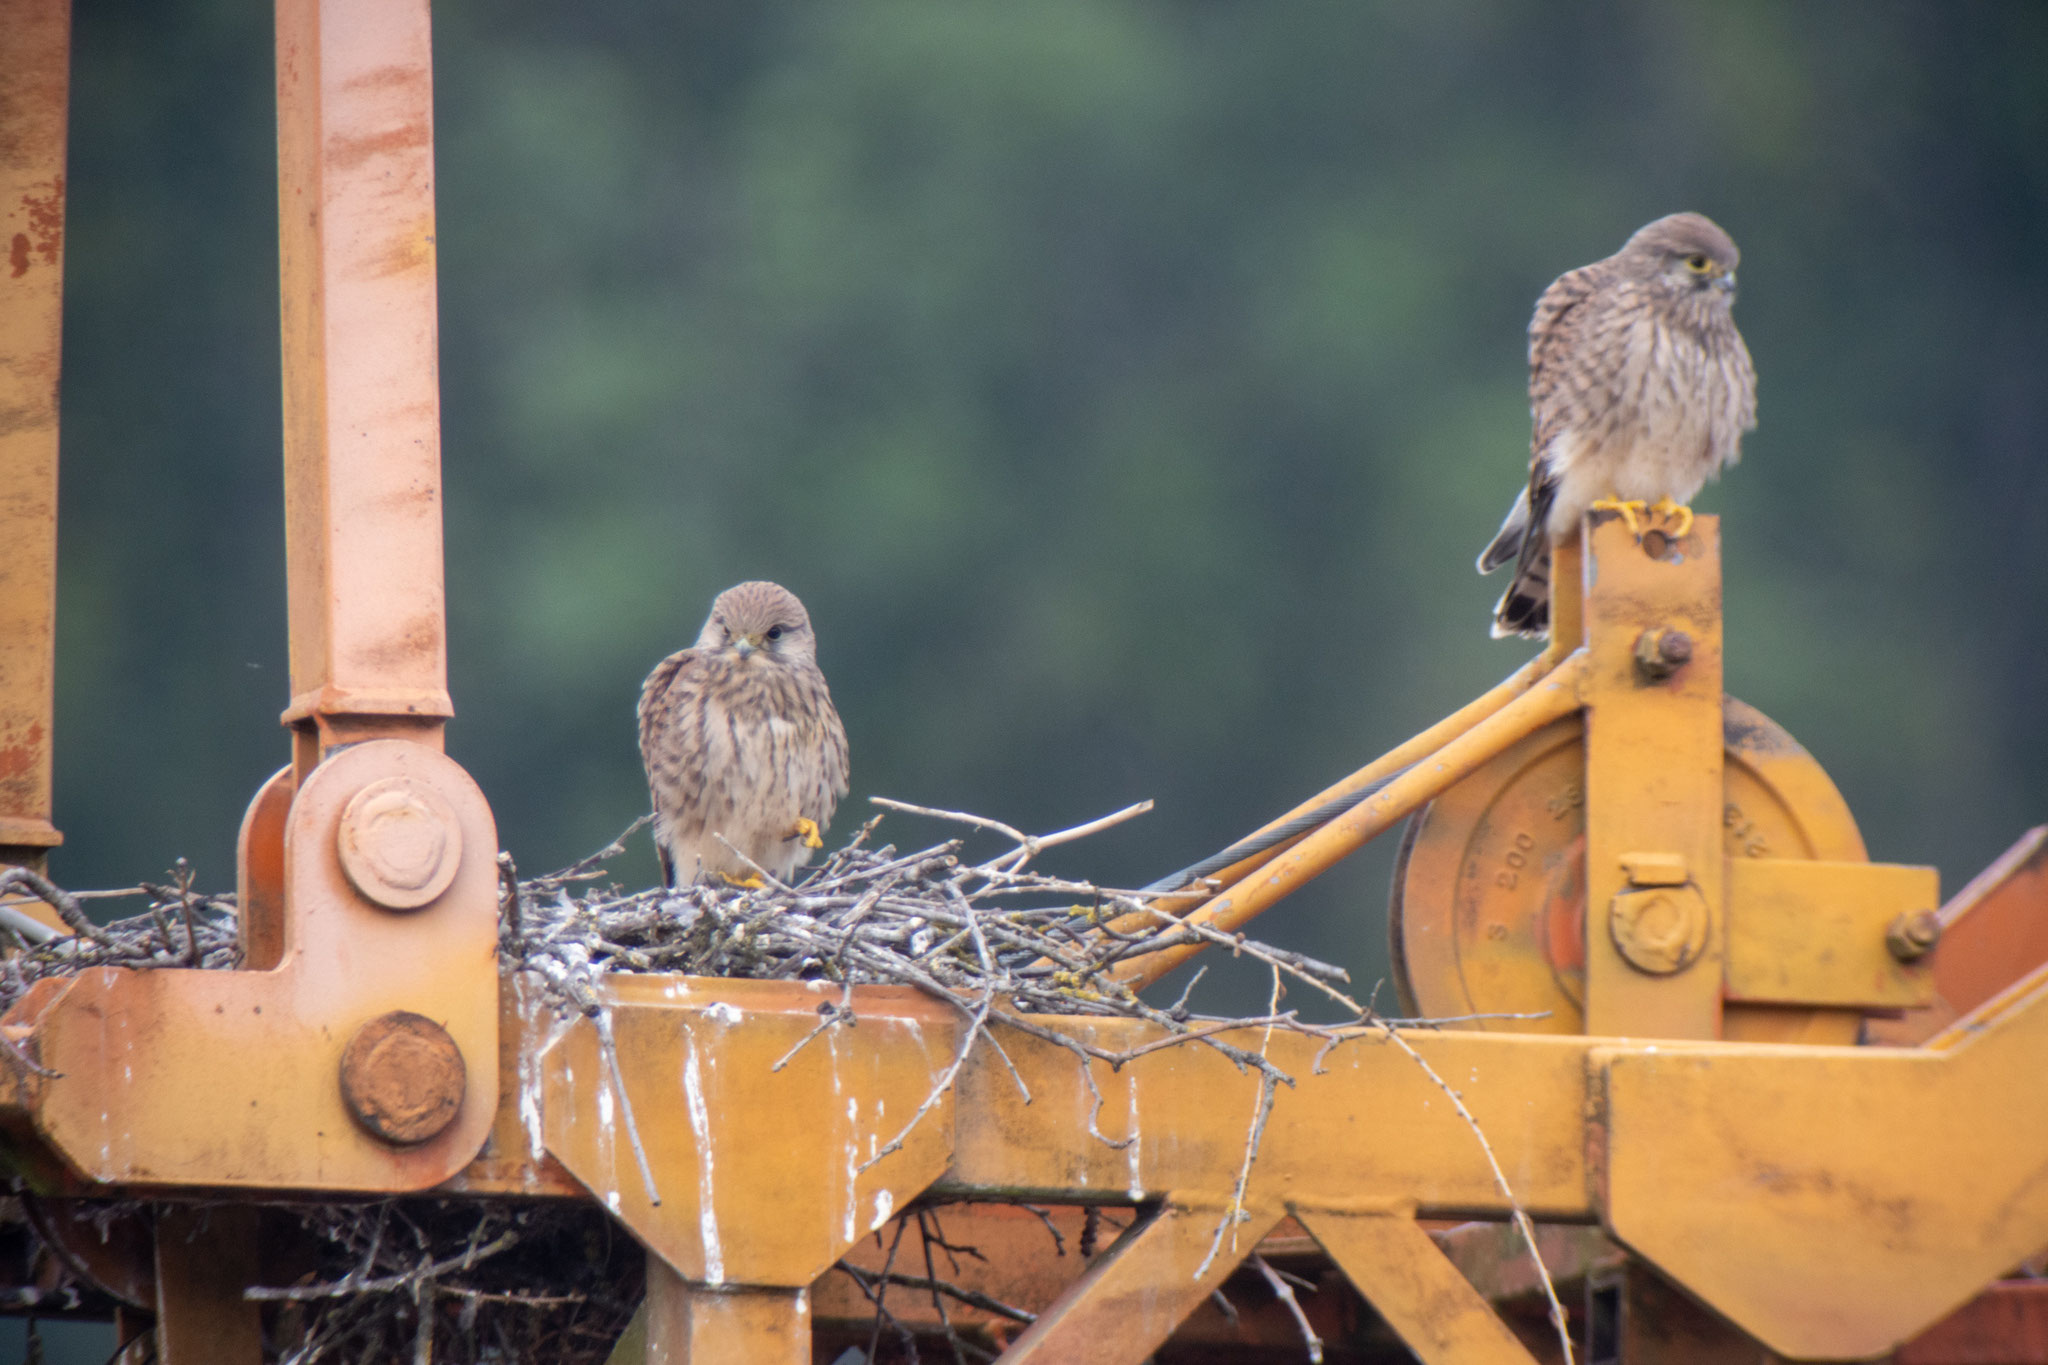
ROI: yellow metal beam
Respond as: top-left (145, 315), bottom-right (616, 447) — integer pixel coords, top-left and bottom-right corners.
top-left (1723, 858), bottom-right (1937, 1010)
top-left (641, 1258), bottom-right (810, 1365)
top-left (1598, 964), bottom-right (2048, 1359)
top-left (1297, 1206), bottom-right (1544, 1365)
top-left (153, 1206), bottom-right (263, 1365)
top-left (1580, 513), bottom-right (1726, 1038)
top-left (275, 0), bottom-right (454, 766)
top-left (0, 0), bottom-right (70, 868)
top-left (996, 1201), bottom-right (1287, 1364)
top-left (1113, 653), bottom-right (1588, 989)
top-left (540, 977), bottom-right (961, 1286)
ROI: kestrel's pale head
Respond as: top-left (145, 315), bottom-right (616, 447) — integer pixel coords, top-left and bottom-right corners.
top-left (1620, 211), bottom-right (1742, 309)
top-left (694, 580), bottom-right (820, 665)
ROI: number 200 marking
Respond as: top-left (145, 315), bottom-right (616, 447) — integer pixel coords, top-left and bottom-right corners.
top-left (1495, 830), bottom-right (1536, 889)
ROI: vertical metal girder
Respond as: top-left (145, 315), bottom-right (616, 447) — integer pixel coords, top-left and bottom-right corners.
top-left (0, 0), bottom-right (70, 868)
top-left (1579, 514), bottom-right (1725, 1038)
top-left (1296, 1207), bottom-right (1543, 1365)
top-left (995, 1201), bottom-right (1287, 1363)
top-left (154, 1206), bottom-right (264, 1365)
top-left (275, 0), bottom-right (453, 766)
top-left (641, 1257), bottom-right (810, 1365)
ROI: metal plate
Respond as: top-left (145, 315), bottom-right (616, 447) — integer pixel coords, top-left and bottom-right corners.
top-left (1390, 697), bottom-right (1871, 1040)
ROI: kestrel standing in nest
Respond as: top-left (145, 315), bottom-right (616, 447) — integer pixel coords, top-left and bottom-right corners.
top-left (638, 581), bottom-right (850, 888)
top-left (1478, 212), bottom-right (1757, 638)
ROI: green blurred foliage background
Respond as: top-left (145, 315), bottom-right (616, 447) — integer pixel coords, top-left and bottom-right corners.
top-left (43, 0), bottom-right (2048, 1023)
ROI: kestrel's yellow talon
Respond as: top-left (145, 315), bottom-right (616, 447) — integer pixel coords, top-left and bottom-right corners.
top-left (1589, 496), bottom-right (1647, 538)
top-left (1649, 497), bottom-right (1694, 539)
top-left (720, 871), bottom-right (766, 890)
top-left (791, 816), bottom-right (824, 850)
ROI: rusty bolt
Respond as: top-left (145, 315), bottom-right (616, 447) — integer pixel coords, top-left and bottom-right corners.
top-left (1886, 910), bottom-right (1942, 963)
top-left (337, 776), bottom-right (462, 911)
top-left (1633, 628), bottom-right (1694, 682)
top-left (1609, 884), bottom-right (1709, 975)
top-left (340, 1011), bottom-right (466, 1145)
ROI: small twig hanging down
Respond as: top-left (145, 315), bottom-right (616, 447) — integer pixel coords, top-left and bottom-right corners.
top-left (593, 1008), bottom-right (662, 1209)
top-left (1370, 1023), bottom-right (1575, 1365)
top-left (1249, 1254), bottom-right (1323, 1363)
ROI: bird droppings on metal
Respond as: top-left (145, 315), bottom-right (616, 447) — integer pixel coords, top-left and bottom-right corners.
top-left (681, 1029), bottom-right (724, 1286)
top-left (870, 1189), bottom-right (894, 1231)
top-left (1126, 1080), bottom-right (1145, 1199)
top-left (596, 1063), bottom-right (620, 1214)
top-left (704, 1000), bottom-right (742, 1027)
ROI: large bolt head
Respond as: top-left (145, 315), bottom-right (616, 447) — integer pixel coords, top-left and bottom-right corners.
top-left (1609, 884), bottom-right (1710, 975)
top-left (337, 776), bottom-right (462, 911)
top-left (1886, 910), bottom-right (1942, 963)
top-left (339, 1010), bottom-right (466, 1146)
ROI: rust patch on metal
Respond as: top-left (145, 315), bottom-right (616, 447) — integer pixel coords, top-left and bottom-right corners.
top-left (323, 119), bottom-right (430, 174)
top-left (21, 176), bottom-right (63, 265)
top-left (340, 1009), bottom-right (466, 1145)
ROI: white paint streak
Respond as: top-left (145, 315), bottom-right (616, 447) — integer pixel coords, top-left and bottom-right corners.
top-left (681, 1032), bottom-right (725, 1285)
top-left (1125, 1081), bottom-right (1144, 1200)
top-left (871, 1189), bottom-right (894, 1231)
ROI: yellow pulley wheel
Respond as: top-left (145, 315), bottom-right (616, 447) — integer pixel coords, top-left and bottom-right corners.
top-left (1390, 697), bottom-right (1874, 1043)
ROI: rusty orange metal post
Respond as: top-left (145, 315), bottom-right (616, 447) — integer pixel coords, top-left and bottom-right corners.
top-left (0, 0), bottom-right (70, 872)
top-left (275, 0), bottom-right (453, 774)
top-left (0, 0), bottom-right (500, 1201)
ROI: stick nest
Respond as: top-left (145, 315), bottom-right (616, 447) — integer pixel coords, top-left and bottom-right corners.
top-left (0, 800), bottom-right (1568, 1364)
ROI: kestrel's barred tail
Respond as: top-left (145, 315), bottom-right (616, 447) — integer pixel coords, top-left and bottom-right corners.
top-left (1490, 539), bottom-right (1553, 639)
top-left (1480, 483), bottom-right (1557, 638)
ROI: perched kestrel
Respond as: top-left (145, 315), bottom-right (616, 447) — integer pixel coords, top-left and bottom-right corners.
top-left (637, 581), bottom-right (849, 887)
top-left (1478, 212), bottom-right (1757, 637)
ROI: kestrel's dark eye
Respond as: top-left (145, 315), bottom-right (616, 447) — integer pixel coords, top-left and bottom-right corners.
top-left (766, 625), bottom-right (786, 642)
top-left (1685, 254), bottom-right (1710, 273)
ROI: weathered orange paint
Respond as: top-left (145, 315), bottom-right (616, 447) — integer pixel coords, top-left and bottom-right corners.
top-left (274, 0), bottom-right (454, 762)
top-left (0, 0), bottom-right (70, 865)
top-left (8, 740), bottom-right (499, 1192)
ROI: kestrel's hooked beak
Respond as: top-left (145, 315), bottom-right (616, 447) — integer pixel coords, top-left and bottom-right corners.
top-left (1717, 270), bottom-right (1737, 294)
top-left (733, 633), bottom-right (763, 658)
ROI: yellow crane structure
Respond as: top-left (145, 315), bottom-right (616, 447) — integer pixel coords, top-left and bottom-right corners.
top-left (3, 1), bottom-right (2046, 1361)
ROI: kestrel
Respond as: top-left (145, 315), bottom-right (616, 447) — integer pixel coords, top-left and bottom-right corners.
top-left (1478, 212), bottom-right (1757, 638)
top-left (637, 581), bottom-right (850, 887)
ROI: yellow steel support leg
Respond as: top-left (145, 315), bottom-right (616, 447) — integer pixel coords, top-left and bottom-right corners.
top-left (1579, 512), bottom-right (1725, 1038)
top-left (0, 0), bottom-right (70, 872)
top-left (154, 1206), bottom-right (263, 1365)
top-left (1296, 1207), bottom-right (1543, 1365)
top-left (996, 1201), bottom-right (1286, 1363)
top-left (275, 0), bottom-right (455, 771)
top-left (640, 1256), bottom-right (809, 1365)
